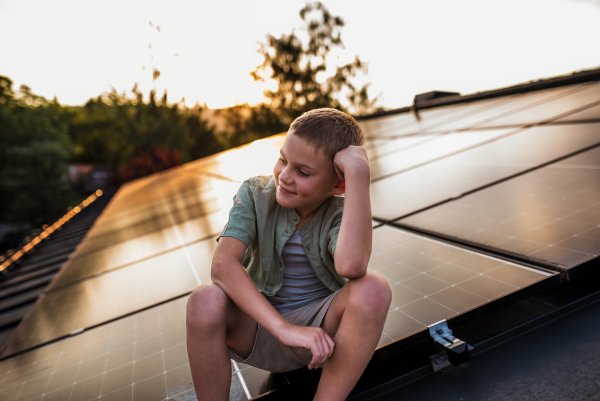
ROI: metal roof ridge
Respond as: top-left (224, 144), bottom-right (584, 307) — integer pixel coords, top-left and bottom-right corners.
top-left (355, 66), bottom-right (600, 121)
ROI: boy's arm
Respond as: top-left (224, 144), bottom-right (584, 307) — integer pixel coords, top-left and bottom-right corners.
top-left (211, 236), bottom-right (335, 369)
top-left (333, 146), bottom-right (372, 279)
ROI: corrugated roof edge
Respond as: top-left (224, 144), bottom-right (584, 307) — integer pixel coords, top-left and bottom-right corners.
top-left (355, 66), bottom-right (600, 121)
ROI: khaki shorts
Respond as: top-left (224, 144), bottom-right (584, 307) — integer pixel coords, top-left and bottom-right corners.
top-left (229, 291), bottom-right (338, 373)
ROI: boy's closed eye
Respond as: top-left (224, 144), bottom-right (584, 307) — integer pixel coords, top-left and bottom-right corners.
top-left (279, 156), bottom-right (310, 177)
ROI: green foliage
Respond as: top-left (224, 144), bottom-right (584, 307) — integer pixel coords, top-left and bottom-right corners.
top-left (251, 2), bottom-right (378, 118)
top-left (0, 76), bottom-right (75, 227)
top-left (0, 77), bottom-right (225, 229)
top-left (214, 104), bottom-right (288, 148)
top-left (69, 85), bottom-right (223, 170)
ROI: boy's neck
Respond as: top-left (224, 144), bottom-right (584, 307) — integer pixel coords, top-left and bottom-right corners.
top-left (294, 195), bottom-right (331, 231)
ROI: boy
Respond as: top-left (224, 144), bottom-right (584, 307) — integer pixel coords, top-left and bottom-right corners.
top-left (186, 108), bottom-right (392, 401)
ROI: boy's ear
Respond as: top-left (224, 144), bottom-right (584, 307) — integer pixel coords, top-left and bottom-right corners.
top-left (332, 180), bottom-right (345, 195)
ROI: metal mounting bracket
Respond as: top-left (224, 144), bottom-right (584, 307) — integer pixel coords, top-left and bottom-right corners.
top-left (428, 320), bottom-right (473, 370)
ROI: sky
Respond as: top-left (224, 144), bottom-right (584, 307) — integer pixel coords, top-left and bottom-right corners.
top-left (1, 0), bottom-right (600, 110)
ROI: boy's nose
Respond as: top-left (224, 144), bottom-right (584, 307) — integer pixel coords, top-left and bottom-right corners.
top-left (279, 166), bottom-right (293, 184)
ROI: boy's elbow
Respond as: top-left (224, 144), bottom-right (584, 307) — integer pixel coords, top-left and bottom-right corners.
top-left (337, 259), bottom-right (369, 279)
top-left (210, 259), bottom-right (227, 284)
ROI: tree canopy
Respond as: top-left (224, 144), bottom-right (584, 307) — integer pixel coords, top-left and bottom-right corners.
top-left (251, 2), bottom-right (378, 119)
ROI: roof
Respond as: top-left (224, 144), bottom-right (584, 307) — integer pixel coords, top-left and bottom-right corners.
top-left (0, 66), bottom-right (599, 401)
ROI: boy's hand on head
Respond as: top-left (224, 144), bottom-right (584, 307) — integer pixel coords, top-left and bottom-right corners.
top-left (333, 145), bottom-right (370, 183)
top-left (277, 324), bottom-right (335, 370)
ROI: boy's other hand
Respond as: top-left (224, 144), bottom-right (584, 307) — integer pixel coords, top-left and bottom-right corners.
top-left (277, 324), bottom-right (335, 369)
top-left (333, 145), bottom-right (369, 183)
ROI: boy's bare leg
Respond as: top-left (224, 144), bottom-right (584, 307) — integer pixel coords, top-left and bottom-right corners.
top-left (186, 283), bottom-right (258, 401)
top-left (315, 271), bottom-right (392, 401)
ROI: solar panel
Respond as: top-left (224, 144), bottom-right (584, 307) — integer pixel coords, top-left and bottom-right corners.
top-left (0, 297), bottom-right (286, 401)
top-left (365, 94), bottom-right (520, 139)
top-left (477, 81), bottom-right (600, 128)
top-left (0, 224), bottom-right (556, 401)
top-left (370, 128), bottom-right (516, 180)
top-left (368, 225), bottom-right (555, 347)
top-left (48, 207), bottom-right (228, 290)
top-left (74, 198), bottom-right (222, 256)
top-left (371, 122), bottom-right (600, 221)
top-left (358, 109), bottom-right (451, 139)
top-left (2, 238), bottom-right (216, 357)
top-left (554, 102), bottom-right (600, 123)
top-left (397, 146), bottom-right (600, 279)
top-left (183, 135), bottom-right (285, 182)
top-left (430, 83), bottom-right (586, 133)
top-left (366, 134), bottom-right (440, 161)
top-left (87, 175), bottom-right (238, 240)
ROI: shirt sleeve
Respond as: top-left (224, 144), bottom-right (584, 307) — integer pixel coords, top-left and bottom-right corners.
top-left (217, 180), bottom-right (257, 247)
top-left (327, 211), bottom-right (343, 258)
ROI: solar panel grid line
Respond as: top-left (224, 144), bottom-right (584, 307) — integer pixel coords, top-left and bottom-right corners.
top-left (84, 194), bottom-right (219, 242)
top-left (71, 201), bottom-right (222, 259)
top-left (370, 94), bottom-right (523, 141)
top-left (86, 181), bottom-right (216, 236)
top-left (397, 146), bottom-right (600, 277)
top-left (0, 296), bottom-right (286, 401)
top-left (362, 86), bottom-right (553, 140)
top-left (544, 98), bottom-right (600, 125)
top-left (371, 123), bottom-right (600, 221)
top-left (360, 111), bottom-right (429, 139)
top-left (430, 83), bottom-right (589, 134)
top-left (366, 134), bottom-right (443, 162)
top-left (370, 127), bottom-right (525, 182)
top-left (554, 102), bottom-right (600, 123)
top-left (366, 226), bottom-right (554, 343)
top-left (46, 209), bottom-right (229, 289)
top-left (231, 360), bottom-right (251, 401)
top-left (91, 181), bottom-right (199, 223)
top-left (46, 234), bottom-right (218, 295)
top-left (477, 81), bottom-right (600, 129)
top-left (155, 184), bottom-right (202, 287)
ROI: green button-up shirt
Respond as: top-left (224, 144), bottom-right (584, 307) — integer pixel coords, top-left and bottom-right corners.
top-left (217, 175), bottom-right (347, 296)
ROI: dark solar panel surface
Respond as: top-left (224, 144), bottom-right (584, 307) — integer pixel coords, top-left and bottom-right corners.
top-left (478, 81), bottom-right (600, 128)
top-left (369, 128), bottom-right (516, 180)
top-left (371, 122), bottom-right (600, 221)
top-left (429, 83), bottom-right (587, 132)
top-left (0, 226), bottom-right (554, 401)
top-left (2, 238), bottom-right (217, 357)
top-left (398, 146), bottom-right (600, 277)
top-left (0, 297), bottom-right (286, 401)
top-left (369, 226), bottom-right (553, 345)
top-left (555, 102), bottom-right (600, 123)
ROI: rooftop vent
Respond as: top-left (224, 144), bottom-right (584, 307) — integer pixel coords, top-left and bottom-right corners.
top-left (413, 90), bottom-right (460, 105)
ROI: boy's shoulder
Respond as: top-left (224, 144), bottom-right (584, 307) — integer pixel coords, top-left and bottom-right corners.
top-left (245, 175), bottom-right (276, 191)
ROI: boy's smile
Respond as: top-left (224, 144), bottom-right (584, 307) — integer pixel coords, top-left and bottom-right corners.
top-left (274, 131), bottom-right (344, 222)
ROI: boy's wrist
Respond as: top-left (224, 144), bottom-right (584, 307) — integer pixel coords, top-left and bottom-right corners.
top-left (343, 162), bottom-right (370, 183)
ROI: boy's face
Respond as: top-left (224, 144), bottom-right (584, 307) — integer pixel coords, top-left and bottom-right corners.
top-left (273, 131), bottom-right (344, 215)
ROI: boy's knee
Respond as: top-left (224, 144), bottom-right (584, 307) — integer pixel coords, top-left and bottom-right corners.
top-left (348, 272), bottom-right (392, 316)
top-left (186, 283), bottom-right (228, 330)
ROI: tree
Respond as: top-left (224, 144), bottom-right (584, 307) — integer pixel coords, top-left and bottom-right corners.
top-left (0, 76), bottom-right (76, 227)
top-left (251, 2), bottom-right (378, 119)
